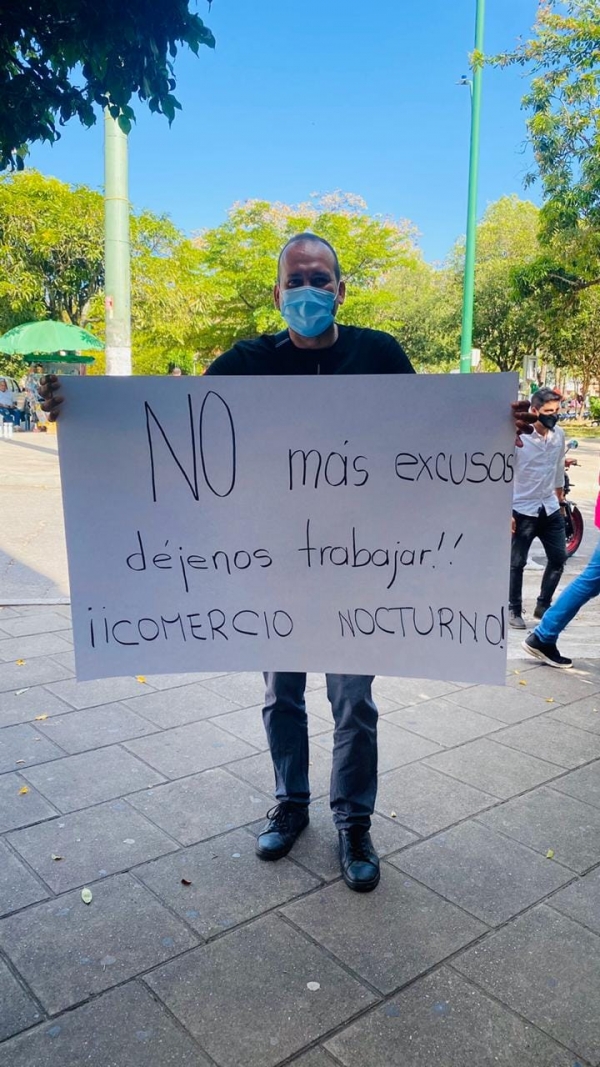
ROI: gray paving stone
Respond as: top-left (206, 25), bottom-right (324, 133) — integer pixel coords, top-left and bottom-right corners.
top-left (312, 719), bottom-right (442, 773)
top-left (0, 721), bottom-right (65, 772)
top-left (0, 686), bottom-right (76, 728)
top-left (390, 820), bottom-right (572, 925)
top-left (0, 612), bottom-right (72, 637)
top-left (284, 867), bottom-right (485, 994)
top-left (146, 914), bottom-right (376, 1067)
top-left (551, 760), bottom-right (600, 809)
top-left (326, 966), bottom-right (574, 1067)
top-left (124, 720), bottom-right (256, 778)
top-left (549, 866), bottom-right (600, 935)
top-left (445, 682), bottom-right (552, 724)
top-left (21, 745), bottom-right (166, 812)
top-left (0, 873), bottom-right (198, 1014)
top-left (372, 676), bottom-right (459, 707)
top-left (213, 703), bottom-right (329, 751)
top-left (549, 692), bottom-right (600, 734)
top-left (290, 1050), bottom-right (337, 1067)
top-left (45, 648), bottom-right (75, 671)
top-left (232, 741), bottom-right (332, 800)
top-left (478, 786), bottom-right (600, 873)
top-left (198, 671), bottom-right (272, 707)
top-left (423, 737), bottom-right (563, 799)
top-left (138, 828), bottom-right (318, 938)
top-left (0, 772), bottom-right (57, 832)
top-left (46, 674), bottom-right (156, 709)
top-left (1, 982), bottom-right (211, 1067)
top-left (376, 763), bottom-right (496, 835)
top-left (453, 905), bottom-right (600, 1064)
top-left (0, 838), bottom-right (48, 916)
top-left (0, 958), bottom-right (42, 1041)
top-left (123, 682), bottom-right (240, 728)
top-left (7, 800), bottom-right (178, 891)
top-left (506, 665), bottom-right (600, 704)
top-left (248, 799), bottom-right (418, 881)
top-left (32, 701), bottom-right (158, 754)
top-left (128, 767), bottom-right (272, 845)
top-left (0, 657), bottom-right (72, 693)
top-left (0, 631), bottom-right (73, 663)
top-left (385, 698), bottom-right (505, 747)
top-left (142, 670), bottom-right (227, 690)
top-left (493, 716), bottom-right (600, 768)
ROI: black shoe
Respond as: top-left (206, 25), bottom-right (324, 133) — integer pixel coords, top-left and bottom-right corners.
top-left (338, 827), bottom-right (380, 892)
top-left (523, 633), bottom-right (572, 669)
top-left (509, 610), bottom-right (527, 630)
top-left (534, 602), bottom-right (548, 620)
top-left (255, 802), bottom-right (309, 861)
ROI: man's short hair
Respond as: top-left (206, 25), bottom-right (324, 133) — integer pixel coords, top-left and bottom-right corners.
top-left (277, 233), bottom-right (341, 282)
top-left (531, 387), bottom-right (562, 409)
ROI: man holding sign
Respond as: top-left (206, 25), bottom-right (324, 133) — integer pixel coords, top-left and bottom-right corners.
top-left (41, 233), bottom-right (533, 894)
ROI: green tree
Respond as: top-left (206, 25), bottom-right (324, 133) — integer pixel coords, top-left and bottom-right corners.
top-left (0, 170), bottom-right (204, 375)
top-left (450, 197), bottom-right (543, 372)
top-left (0, 171), bottom-right (104, 331)
top-left (1, 1), bottom-right (214, 170)
top-left (494, 1), bottom-right (600, 290)
top-left (382, 260), bottom-right (461, 371)
top-left (537, 285), bottom-right (600, 399)
top-left (193, 193), bottom-right (419, 357)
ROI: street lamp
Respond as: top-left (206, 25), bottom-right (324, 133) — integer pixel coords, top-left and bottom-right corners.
top-left (459, 0), bottom-right (485, 374)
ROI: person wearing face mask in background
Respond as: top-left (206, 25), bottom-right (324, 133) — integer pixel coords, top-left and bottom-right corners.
top-left (509, 387), bottom-right (567, 630)
top-left (39, 232), bottom-right (536, 894)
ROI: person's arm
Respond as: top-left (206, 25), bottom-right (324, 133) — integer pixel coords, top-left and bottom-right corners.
top-left (555, 433), bottom-right (566, 505)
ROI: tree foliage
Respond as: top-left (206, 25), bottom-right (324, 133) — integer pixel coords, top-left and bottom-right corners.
top-left (0, 0), bottom-right (215, 170)
top-left (494, 0), bottom-right (600, 298)
top-left (451, 197), bottom-right (543, 372)
top-left (0, 171), bottom-right (203, 376)
top-left (193, 193), bottom-right (420, 357)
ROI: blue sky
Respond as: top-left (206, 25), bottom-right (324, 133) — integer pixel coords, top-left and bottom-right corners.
top-left (27, 0), bottom-right (540, 262)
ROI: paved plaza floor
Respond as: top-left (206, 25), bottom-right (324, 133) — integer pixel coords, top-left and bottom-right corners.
top-left (1, 432), bottom-right (600, 1066)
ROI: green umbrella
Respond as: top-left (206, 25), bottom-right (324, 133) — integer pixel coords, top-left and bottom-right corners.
top-left (21, 352), bottom-right (96, 365)
top-left (0, 320), bottom-right (104, 356)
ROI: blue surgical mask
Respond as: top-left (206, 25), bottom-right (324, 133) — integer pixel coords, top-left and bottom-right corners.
top-left (280, 286), bottom-right (337, 338)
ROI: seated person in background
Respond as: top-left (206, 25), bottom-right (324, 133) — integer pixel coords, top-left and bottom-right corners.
top-left (0, 378), bottom-right (24, 426)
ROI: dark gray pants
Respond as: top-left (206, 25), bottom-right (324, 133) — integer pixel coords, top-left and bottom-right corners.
top-left (262, 672), bottom-right (378, 829)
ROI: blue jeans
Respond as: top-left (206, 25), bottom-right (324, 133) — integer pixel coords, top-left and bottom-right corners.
top-left (0, 408), bottom-right (23, 426)
top-left (262, 672), bottom-right (378, 829)
top-left (536, 539), bottom-right (600, 643)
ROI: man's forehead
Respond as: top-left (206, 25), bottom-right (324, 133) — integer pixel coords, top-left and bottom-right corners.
top-left (279, 241), bottom-right (336, 275)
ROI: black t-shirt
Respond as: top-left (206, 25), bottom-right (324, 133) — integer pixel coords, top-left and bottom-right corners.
top-left (204, 325), bottom-right (415, 377)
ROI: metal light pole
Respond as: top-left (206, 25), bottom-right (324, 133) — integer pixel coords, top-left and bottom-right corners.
top-left (459, 0), bottom-right (485, 374)
top-left (104, 111), bottom-right (131, 375)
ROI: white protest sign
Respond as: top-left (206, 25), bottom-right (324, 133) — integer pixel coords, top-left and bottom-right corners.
top-left (57, 373), bottom-right (517, 684)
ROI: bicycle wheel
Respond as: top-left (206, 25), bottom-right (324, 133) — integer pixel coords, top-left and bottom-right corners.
top-left (566, 505), bottom-right (584, 557)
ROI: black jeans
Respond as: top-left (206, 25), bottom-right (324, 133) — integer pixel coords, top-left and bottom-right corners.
top-left (509, 507), bottom-right (566, 615)
top-left (262, 672), bottom-right (378, 829)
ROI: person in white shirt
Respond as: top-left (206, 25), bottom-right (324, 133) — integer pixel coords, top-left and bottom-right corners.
top-left (509, 387), bottom-right (566, 629)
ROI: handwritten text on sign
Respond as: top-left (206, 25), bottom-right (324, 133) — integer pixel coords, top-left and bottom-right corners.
top-left (57, 373), bottom-right (517, 684)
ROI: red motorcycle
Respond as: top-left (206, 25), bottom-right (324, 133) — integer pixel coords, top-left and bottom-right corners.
top-left (564, 440), bottom-right (584, 557)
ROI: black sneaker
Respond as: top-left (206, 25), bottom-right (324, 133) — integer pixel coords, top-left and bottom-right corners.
top-left (533, 602), bottom-right (548, 620)
top-left (509, 610), bottom-right (527, 630)
top-left (339, 827), bottom-right (380, 892)
top-left (523, 633), bottom-right (572, 669)
top-left (255, 802), bottom-right (309, 861)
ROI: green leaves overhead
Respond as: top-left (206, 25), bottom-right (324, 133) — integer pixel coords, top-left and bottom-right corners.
top-left (0, 1), bottom-right (215, 170)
